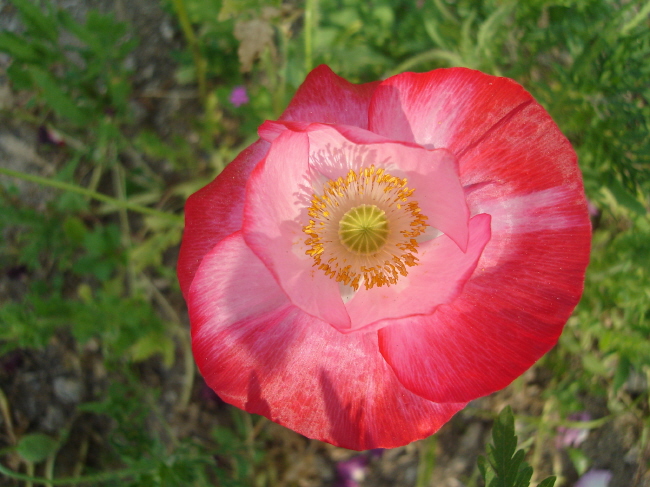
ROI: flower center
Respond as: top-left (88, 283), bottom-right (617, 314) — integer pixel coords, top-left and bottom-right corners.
top-left (303, 166), bottom-right (428, 290)
top-left (338, 204), bottom-right (389, 255)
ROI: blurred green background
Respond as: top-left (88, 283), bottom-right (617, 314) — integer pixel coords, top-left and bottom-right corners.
top-left (0, 0), bottom-right (648, 486)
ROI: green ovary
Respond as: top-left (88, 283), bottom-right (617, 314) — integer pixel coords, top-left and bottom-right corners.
top-left (338, 204), bottom-right (389, 255)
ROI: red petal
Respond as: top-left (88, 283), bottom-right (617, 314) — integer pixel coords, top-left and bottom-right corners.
top-left (372, 68), bottom-right (590, 403)
top-left (189, 232), bottom-right (466, 450)
top-left (457, 100), bottom-right (584, 197)
top-left (177, 139), bottom-right (269, 299)
top-left (368, 68), bottom-right (532, 153)
top-left (280, 65), bottom-right (380, 128)
top-left (378, 217), bottom-right (590, 403)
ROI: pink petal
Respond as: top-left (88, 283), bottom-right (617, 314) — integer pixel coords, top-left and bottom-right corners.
top-left (305, 124), bottom-right (470, 250)
top-left (180, 65), bottom-right (380, 300)
top-left (259, 122), bottom-right (470, 252)
top-left (280, 65), bottom-right (380, 128)
top-left (346, 214), bottom-right (490, 331)
top-left (177, 139), bottom-right (269, 299)
top-left (368, 68), bottom-right (532, 153)
top-left (242, 129), bottom-right (351, 329)
top-left (259, 120), bottom-right (313, 142)
top-left (189, 232), bottom-right (466, 450)
top-left (258, 120), bottom-right (397, 146)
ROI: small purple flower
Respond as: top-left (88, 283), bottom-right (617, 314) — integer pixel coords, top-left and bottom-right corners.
top-left (229, 85), bottom-right (249, 107)
top-left (587, 200), bottom-right (599, 218)
top-left (336, 455), bottom-right (369, 487)
top-left (575, 469), bottom-right (613, 487)
top-left (556, 412), bottom-right (591, 449)
top-left (38, 125), bottom-right (65, 146)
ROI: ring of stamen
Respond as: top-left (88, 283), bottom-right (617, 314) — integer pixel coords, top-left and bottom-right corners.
top-left (303, 166), bottom-right (428, 290)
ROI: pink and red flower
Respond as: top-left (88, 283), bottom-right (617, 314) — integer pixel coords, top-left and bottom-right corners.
top-left (178, 66), bottom-right (591, 450)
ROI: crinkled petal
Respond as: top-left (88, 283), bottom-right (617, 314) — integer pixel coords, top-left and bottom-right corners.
top-left (242, 129), bottom-right (351, 328)
top-left (280, 65), bottom-right (380, 128)
top-left (258, 122), bottom-right (470, 251)
top-left (177, 139), bottom-right (269, 299)
top-left (189, 232), bottom-right (466, 450)
top-left (374, 68), bottom-right (590, 404)
top-left (378, 224), bottom-right (589, 402)
top-left (304, 124), bottom-right (470, 249)
top-left (180, 65), bottom-right (379, 300)
top-left (345, 214), bottom-right (490, 331)
top-left (457, 99), bottom-right (585, 198)
top-left (368, 68), bottom-right (532, 153)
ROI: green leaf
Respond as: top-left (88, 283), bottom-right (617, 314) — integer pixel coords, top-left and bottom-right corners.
top-left (490, 406), bottom-right (518, 474)
top-left (129, 331), bottom-right (175, 367)
top-left (479, 406), bottom-right (541, 487)
top-left (16, 433), bottom-right (58, 463)
top-left (0, 32), bottom-right (43, 62)
top-left (537, 477), bottom-right (557, 487)
top-left (6, 63), bottom-right (34, 90)
top-left (9, 0), bottom-right (59, 43)
top-left (567, 447), bottom-right (590, 476)
top-left (607, 179), bottom-right (647, 215)
top-left (56, 9), bottom-right (103, 53)
top-left (27, 66), bottom-right (89, 125)
top-left (218, 0), bottom-right (272, 20)
top-left (613, 354), bottom-right (631, 393)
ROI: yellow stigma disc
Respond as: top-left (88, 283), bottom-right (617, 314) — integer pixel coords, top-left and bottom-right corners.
top-left (303, 166), bottom-right (428, 290)
top-left (338, 204), bottom-right (389, 255)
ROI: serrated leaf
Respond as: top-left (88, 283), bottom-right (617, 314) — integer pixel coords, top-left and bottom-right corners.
top-left (9, 0), bottom-right (59, 43)
top-left (537, 477), bottom-right (557, 487)
top-left (16, 433), bottom-right (58, 463)
top-left (0, 32), bottom-right (42, 62)
top-left (613, 354), bottom-right (631, 392)
top-left (27, 66), bottom-right (89, 125)
top-left (508, 449), bottom-right (529, 486)
top-left (56, 9), bottom-right (102, 53)
top-left (491, 406), bottom-right (518, 473)
top-left (6, 63), bottom-right (34, 90)
top-left (514, 462), bottom-right (533, 487)
top-left (218, 0), bottom-right (278, 20)
top-left (480, 406), bottom-right (542, 487)
top-left (607, 179), bottom-right (646, 215)
top-left (477, 455), bottom-right (488, 477)
top-left (567, 447), bottom-right (591, 476)
top-left (129, 331), bottom-right (175, 368)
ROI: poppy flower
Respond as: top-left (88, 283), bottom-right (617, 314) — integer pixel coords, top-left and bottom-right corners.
top-left (178, 65), bottom-right (591, 450)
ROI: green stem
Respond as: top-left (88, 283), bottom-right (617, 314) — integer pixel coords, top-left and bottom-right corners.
top-left (170, 0), bottom-right (207, 102)
top-left (0, 460), bottom-right (145, 485)
top-left (304, 0), bottom-right (316, 73)
top-left (621, 0), bottom-right (650, 35)
top-left (0, 167), bottom-right (182, 223)
top-left (112, 164), bottom-right (137, 292)
top-left (415, 435), bottom-right (436, 487)
top-left (385, 48), bottom-right (464, 78)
